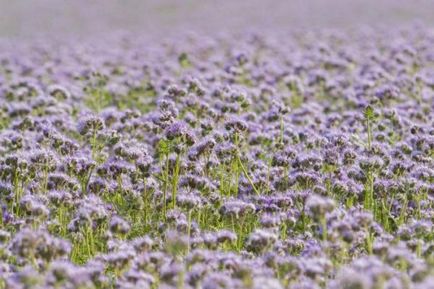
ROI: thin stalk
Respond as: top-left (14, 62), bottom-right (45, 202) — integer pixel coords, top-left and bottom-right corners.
top-left (85, 225), bottom-right (94, 258)
top-left (187, 210), bottom-right (192, 255)
top-left (233, 131), bottom-right (260, 195)
top-left (41, 164), bottom-right (49, 193)
top-left (58, 205), bottom-right (68, 237)
top-left (265, 157), bottom-right (272, 194)
top-left (171, 152), bottom-right (181, 209)
top-left (416, 240), bottom-right (422, 258)
top-left (143, 178), bottom-right (148, 224)
top-left (13, 170), bottom-right (23, 216)
top-left (366, 117), bottom-right (372, 151)
top-left (163, 153), bottom-right (170, 219)
top-left (365, 229), bottom-right (373, 255)
top-left (177, 266), bottom-right (185, 289)
top-left (237, 156), bottom-right (260, 196)
top-left (91, 130), bottom-right (98, 161)
top-left (320, 216), bottom-right (327, 241)
top-left (364, 171), bottom-right (374, 211)
top-left (233, 158), bottom-right (240, 196)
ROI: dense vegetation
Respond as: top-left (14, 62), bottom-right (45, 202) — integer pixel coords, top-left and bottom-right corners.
top-left (0, 26), bottom-right (433, 288)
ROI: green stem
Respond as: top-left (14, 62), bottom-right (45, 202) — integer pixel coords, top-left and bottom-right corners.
top-left (320, 216), bottom-right (327, 241)
top-left (364, 170), bottom-right (374, 211)
top-left (187, 210), bottom-right (192, 255)
top-left (366, 118), bottom-right (372, 151)
top-left (143, 178), bottom-right (148, 225)
top-left (237, 156), bottom-right (260, 196)
top-left (91, 130), bottom-right (98, 161)
top-left (279, 115), bottom-right (284, 145)
top-left (366, 229), bottom-right (373, 255)
top-left (163, 154), bottom-right (169, 219)
top-left (172, 152), bottom-right (181, 209)
top-left (42, 165), bottom-right (49, 193)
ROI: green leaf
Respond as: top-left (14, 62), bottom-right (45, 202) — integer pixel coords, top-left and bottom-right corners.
top-left (157, 138), bottom-right (170, 156)
top-left (364, 105), bottom-right (376, 121)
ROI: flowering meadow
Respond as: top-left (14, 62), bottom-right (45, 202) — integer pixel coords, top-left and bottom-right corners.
top-left (0, 26), bottom-right (433, 289)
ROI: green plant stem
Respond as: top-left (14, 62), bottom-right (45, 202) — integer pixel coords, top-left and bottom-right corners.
top-left (320, 216), bottom-right (327, 241)
top-left (143, 178), bottom-right (148, 225)
top-left (364, 171), bottom-right (374, 211)
top-left (366, 118), bottom-right (372, 151)
top-left (91, 130), bottom-right (98, 161)
top-left (163, 154), bottom-right (170, 219)
top-left (187, 210), bottom-right (192, 255)
top-left (236, 156), bottom-right (260, 196)
top-left (172, 152), bottom-right (181, 209)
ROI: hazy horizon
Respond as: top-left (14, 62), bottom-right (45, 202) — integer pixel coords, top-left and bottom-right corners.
top-left (1, 0), bottom-right (433, 39)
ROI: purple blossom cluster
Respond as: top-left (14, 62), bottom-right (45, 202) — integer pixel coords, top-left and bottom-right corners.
top-left (0, 25), bottom-right (433, 289)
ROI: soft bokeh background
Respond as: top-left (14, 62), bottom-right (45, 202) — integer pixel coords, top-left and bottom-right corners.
top-left (0, 0), bottom-right (433, 39)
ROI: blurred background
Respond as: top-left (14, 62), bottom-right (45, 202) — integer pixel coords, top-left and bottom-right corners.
top-left (0, 0), bottom-right (433, 39)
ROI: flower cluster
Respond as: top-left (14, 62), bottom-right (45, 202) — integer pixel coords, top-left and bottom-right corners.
top-left (0, 25), bottom-right (433, 289)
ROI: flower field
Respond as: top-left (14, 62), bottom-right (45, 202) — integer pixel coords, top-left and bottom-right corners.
top-left (0, 25), bottom-right (433, 288)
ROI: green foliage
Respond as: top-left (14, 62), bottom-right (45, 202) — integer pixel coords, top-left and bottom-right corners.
top-left (364, 104), bottom-right (377, 122)
top-left (178, 52), bottom-right (192, 68)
